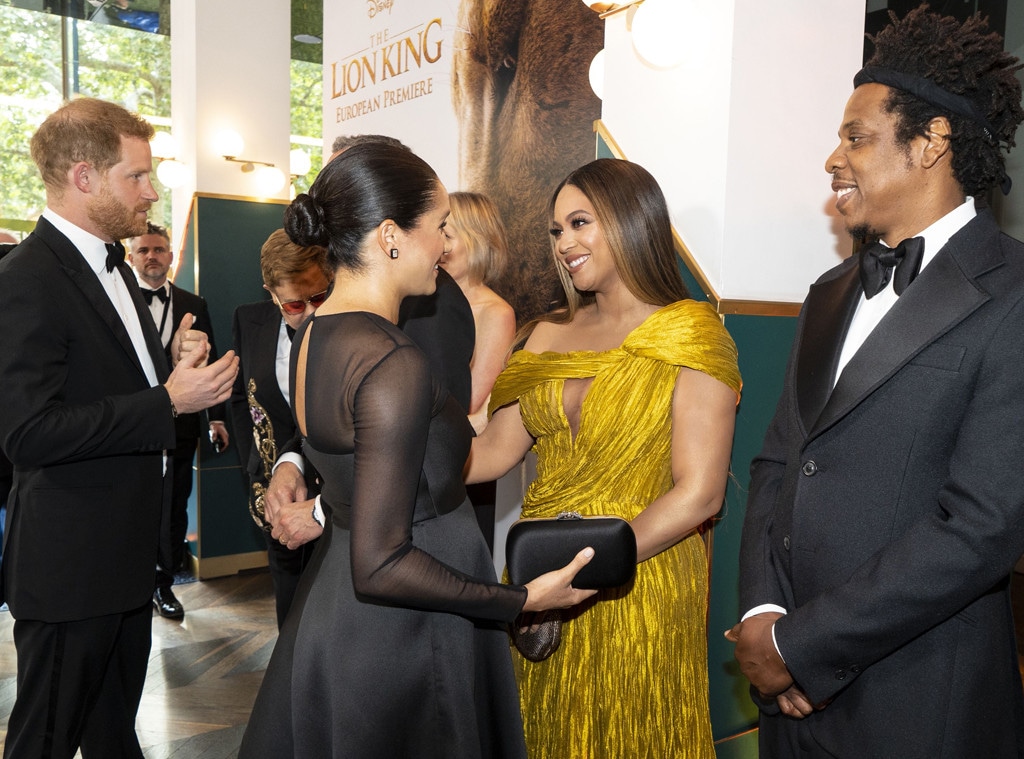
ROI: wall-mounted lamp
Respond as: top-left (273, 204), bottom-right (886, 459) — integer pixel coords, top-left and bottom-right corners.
top-left (150, 131), bottom-right (188, 189)
top-left (216, 129), bottom-right (287, 195)
top-left (631, 0), bottom-right (688, 69)
top-left (580, 0), bottom-right (629, 12)
top-left (289, 148), bottom-right (312, 179)
top-left (584, 0), bottom-right (690, 70)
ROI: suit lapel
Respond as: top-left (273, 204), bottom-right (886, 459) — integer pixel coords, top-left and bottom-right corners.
top-left (254, 304), bottom-right (291, 414)
top-left (37, 219), bottom-right (152, 381)
top-left (810, 214), bottom-right (998, 438)
top-left (120, 264), bottom-right (170, 381)
top-left (796, 261), bottom-right (862, 435)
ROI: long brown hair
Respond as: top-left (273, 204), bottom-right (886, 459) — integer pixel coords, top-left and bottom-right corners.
top-left (515, 158), bottom-right (689, 346)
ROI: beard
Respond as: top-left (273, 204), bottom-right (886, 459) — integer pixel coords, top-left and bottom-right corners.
top-left (847, 223), bottom-right (876, 243)
top-left (87, 184), bottom-right (149, 241)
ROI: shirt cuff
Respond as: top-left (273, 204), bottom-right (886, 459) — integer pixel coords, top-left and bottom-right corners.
top-left (312, 495), bottom-right (325, 528)
top-left (273, 451), bottom-right (305, 475)
top-left (741, 604), bottom-right (788, 663)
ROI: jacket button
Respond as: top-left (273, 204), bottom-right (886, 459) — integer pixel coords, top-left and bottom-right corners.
top-left (801, 460), bottom-right (818, 476)
top-left (835, 669), bottom-right (846, 681)
top-left (783, 535), bottom-right (791, 551)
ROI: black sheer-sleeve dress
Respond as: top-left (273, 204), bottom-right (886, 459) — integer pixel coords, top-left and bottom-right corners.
top-left (239, 312), bottom-right (528, 759)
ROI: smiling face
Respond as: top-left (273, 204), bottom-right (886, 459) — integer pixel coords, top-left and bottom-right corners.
top-left (825, 83), bottom-right (931, 246)
top-left (393, 184), bottom-right (450, 297)
top-left (86, 136), bottom-right (158, 242)
top-left (549, 183), bottom-right (618, 294)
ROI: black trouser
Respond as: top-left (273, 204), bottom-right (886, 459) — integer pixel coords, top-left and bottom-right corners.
top-left (4, 603), bottom-right (152, 759)
top-left (156, 440), bottom-right (196, 589)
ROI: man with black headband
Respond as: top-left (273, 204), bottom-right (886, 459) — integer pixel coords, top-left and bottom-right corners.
top-left (727, 6), bottom-right (1024, 757)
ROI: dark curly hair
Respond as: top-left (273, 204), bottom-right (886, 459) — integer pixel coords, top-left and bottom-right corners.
top-left (864, 5), bottom-right (1023, 197)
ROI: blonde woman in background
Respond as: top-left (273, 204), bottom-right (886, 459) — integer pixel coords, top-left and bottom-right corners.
top-left (441, 192), bottom-right (516, 434)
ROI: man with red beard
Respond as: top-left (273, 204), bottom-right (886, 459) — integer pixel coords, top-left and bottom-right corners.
top-left (0, 98), bottom-right (238, 759)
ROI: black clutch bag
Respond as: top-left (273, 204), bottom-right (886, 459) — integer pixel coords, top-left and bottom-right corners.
top-left (505, 511), bottom-right (637, 590)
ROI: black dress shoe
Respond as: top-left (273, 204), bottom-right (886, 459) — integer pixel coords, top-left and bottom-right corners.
top-left (153, 586), bottom-right (185, 619)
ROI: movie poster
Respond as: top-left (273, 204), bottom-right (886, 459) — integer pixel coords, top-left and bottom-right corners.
top-left (323, 0), bottom-right (603, 324)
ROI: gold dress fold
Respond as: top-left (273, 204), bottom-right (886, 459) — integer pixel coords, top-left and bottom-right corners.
top-left (490, 300), bottom-right (741, 759)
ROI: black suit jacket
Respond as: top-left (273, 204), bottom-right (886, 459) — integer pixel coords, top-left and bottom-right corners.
top-left (739, 209), bottom-right (1024, 757)
top-left (0, 217), bottom-right (177, 622)
top-left (230, 300), bottom-right (311, 517)
top-left (164, 283), bottom-right (225, 444)
top-left (399, 267), bottom-right (475, 412)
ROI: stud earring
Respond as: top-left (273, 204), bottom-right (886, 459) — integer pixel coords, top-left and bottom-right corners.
top-left (389, 248), bottom-right (399, 259)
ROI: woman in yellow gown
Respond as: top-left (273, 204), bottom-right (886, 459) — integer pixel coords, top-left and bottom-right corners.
top-left (467, 159), bottom-right (741, 758)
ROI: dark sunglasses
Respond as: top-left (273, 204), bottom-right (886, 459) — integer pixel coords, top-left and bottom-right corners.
top-left (278, 289), bottom-right (328, 315)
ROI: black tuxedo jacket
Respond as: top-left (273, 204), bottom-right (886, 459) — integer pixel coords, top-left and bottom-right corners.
top-left (0, 217), bottom-right (177, 622)
top-left (230, 300), bottom-right (310, 511)
top-left (164, 282), bottom-right (225, 444)
top-left (740, 209), bottom-right (1024, 757)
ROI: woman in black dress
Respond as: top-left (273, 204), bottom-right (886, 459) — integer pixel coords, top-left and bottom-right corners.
top-left (238, 143), bottom-right (595, 759)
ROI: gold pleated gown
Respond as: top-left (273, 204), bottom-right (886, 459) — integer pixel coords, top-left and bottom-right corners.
top-left (490, 300), bottom-right (742, 759)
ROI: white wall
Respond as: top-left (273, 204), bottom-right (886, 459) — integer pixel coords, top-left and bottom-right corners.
top-left (599, 0), bottom-right (865, 303)
top-left (170, 0), bottom-right (293, 245)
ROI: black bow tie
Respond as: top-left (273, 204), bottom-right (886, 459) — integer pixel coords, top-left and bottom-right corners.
top-left (142, 287), bottom-right (168, 305)
top-left (105, 241), bottom-right (125, 273)
top-left (858, 237), bottom-right (925, 299)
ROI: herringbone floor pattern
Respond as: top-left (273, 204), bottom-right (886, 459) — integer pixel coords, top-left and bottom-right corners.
top-left (0, 570), bottom-right (277, 758)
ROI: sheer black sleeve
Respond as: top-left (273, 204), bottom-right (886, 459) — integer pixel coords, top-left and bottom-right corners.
top-left (303, 315), bottom-right (526, 622)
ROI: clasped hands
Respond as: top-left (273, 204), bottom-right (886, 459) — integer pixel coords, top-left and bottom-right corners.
top-left (725, 612), bottom-right (824, 719)
top-left (164, 314), bottom-right (239, 415)
top-left (264, 460), bottom-right (323, 550)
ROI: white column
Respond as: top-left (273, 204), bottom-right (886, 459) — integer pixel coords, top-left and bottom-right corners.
top-left (169, 0), bottom-right (292, 244)
top-left (599, 0), bottom-right (865, 303)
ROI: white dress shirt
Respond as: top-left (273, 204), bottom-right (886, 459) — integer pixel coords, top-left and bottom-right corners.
top-left (43, 208), bottom-right (159, 388)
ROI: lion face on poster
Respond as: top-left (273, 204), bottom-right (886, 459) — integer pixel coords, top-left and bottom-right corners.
top-left (452, 0), bottom-right (604, 325)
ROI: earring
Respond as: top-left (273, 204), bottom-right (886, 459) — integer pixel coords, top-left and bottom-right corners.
top-left (389, 248), bottom-right (399, 259)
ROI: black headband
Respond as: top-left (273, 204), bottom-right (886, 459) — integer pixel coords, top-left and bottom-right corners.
top-left (854, 65), bottom-right (1011, 195)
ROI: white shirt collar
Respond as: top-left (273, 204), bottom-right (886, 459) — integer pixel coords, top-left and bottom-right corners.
top-left (41, 207), bottom-right (112, 276)
top-left (904, 196), bottom-right (976, 273)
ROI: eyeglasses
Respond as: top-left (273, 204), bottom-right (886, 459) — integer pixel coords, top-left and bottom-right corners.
top-left (277, 289), bottom-right (329, 315)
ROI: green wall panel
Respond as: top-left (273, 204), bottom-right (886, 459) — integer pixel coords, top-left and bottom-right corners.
top-left (709, 312), bottom-right (797, 741)
top-left (181, 195), bottom-right (288, 561)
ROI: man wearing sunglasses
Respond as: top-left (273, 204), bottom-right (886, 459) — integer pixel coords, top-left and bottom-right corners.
top-left (128, 222), bottom-right (230, 620)
top-left (231, 229), bottom-right (335, 628)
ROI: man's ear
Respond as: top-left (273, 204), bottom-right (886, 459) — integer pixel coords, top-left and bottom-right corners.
top-left (69, 161), bottom-right (95, 194)
top-left (920, 116), bottom-right (953, 169)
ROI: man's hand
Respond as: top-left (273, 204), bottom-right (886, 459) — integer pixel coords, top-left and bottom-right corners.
top-left (169, 313), bottom-right (209, 367)
top-left (265, 461), bottom-right (306, 526)
top-left (209, 420), bottom-right (229, 452)
top-left (270, 498), bottom-right (324, 550)
top-left (725, 611), bottom-right (794, 697)
top-left (164, 342), bottom-right (238, 415)
top-left (776, 684), bottom-right (819, 719)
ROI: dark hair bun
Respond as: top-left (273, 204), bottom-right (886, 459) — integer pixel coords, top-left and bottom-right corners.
top-left (284, 193), bottom-right (329, 248)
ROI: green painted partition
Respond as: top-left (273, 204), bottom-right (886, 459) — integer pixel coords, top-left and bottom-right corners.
top-left (711, 312), bottom-right (797, 750)
top-left (178, 193), bottom-right (288, 577)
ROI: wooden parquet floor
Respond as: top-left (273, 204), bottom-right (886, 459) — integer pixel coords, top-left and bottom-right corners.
top-left (0, 570), bottom-right (277, 759)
